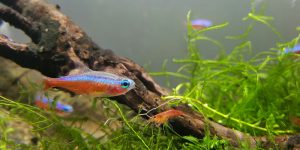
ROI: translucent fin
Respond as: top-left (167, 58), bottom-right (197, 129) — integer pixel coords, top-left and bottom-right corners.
top-left (43, 78), bottom-right (60, 90)
top-left (43, 78), bottom-right (52, 90)
top-left (68, 59), bottom-right (92, 75)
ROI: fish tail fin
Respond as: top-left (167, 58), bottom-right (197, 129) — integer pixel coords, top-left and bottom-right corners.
top-left (43, 78), bottom-right (55, 91)
top-left (68, 59), bottom-right (92, 75)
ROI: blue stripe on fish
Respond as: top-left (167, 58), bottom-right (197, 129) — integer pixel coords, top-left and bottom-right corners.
top-left (191, 19), bottom-right (212, 27)
top-left (60, 75), bottom-right (120, 84)
top-left (58, 71), bottom-right (134, 86)
top-left (284, 44), bottom-right (300, 54)
top-left (36, 94), bottom-right (73, 113)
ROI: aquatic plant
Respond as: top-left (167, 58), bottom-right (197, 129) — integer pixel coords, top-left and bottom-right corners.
top-left (168, 9), bottom-right (300, 136)
top-left (150, 1), bottom-right (300, 148)
top-left (92, 4), bottom-right (299, 149)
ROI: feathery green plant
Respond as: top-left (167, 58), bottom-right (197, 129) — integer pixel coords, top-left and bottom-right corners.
top-left (153, 0), bottom-right (300, 139)
top-left (149, 1), bottom-right (300, 148)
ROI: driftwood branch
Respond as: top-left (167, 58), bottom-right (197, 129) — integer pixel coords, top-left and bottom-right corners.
top-left (0, 6), bottom-right (40, 42)
top-left (0, 0), bottom-right (298, 149)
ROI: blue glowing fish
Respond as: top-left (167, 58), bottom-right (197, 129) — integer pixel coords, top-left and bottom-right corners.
top-left (44, 70), bottom-right (135, 97)
top-left (283, 44), bottom-right (300, 54)
top-left (35, 94), bottom-right (73, 113)
top-left (191, 19), bottom-right (212, 30)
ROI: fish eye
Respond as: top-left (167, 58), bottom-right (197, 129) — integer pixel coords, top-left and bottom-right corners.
top-left (121, 80), bottom-right (130, 89)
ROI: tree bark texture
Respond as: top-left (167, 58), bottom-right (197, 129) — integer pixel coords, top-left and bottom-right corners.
top-left (0, 0), bottom-right (299, 149)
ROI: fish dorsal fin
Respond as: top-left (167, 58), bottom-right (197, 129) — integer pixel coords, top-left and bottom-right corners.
top-left (67, 60), bottom-right (122, 79)
top-left (68, 59), bottom-right (93, 76)
top-left (67, 57), bottom-right (125, 79)
top-left (68, 67), bottom-right (92, 76)
top-left (81, 70), bottom-right (121, 79)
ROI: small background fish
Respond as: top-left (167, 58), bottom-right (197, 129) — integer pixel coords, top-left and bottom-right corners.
top-left (35, 93), bottom-right (73, 113)
top-left (191, 19), bottom-right (212, 30)
top-left (283, 44), bottom-right (300, 54)
top-left (149, 109), bottom-right (185, 125)
top-left (290, 116), bottom-right (300, 127)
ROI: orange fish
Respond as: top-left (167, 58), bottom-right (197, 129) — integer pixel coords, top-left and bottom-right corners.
top-left (149, 109), bottom-right (185, 124)
top-left (44, 71), bottom-right (135, 97)
top-left (290, 116), bottom-right (300, 126)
